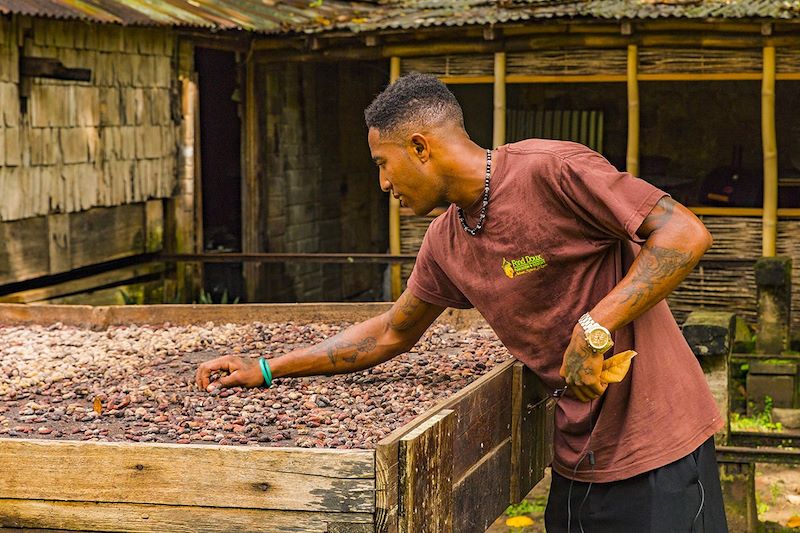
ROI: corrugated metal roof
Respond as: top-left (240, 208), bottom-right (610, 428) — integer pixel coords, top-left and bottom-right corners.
top-left (0, 0), bottom-right (798, 35)
top-left (340, 1), bottom-right (800, 33)
top-left (0, 0), bottom-right (376, 33)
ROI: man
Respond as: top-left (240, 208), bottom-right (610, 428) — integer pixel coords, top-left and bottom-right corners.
top-left (196, 73), bottom-right (727, 532)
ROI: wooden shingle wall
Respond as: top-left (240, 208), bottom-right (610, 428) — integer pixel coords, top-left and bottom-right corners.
top-left (0, 16), bottom-right (178, 223)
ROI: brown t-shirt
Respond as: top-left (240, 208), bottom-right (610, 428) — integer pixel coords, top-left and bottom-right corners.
top-left (407, 139), bottom-right (723, 483)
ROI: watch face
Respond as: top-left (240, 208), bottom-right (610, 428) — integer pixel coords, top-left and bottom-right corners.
top-left (587, 328), bottom-right (611, 349)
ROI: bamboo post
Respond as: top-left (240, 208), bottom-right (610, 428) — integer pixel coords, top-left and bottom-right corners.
top-left (762, 46), bottom-right (778, 257)
top-left (626, 44), bottom-right (640, 176)
top-left (493, 52), bottom-right (507, 148)
top-left (389, 57), bottom-right (403, 300)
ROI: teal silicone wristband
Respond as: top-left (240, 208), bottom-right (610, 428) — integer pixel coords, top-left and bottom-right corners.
top-left (258, 357), bottom-right (273, 388)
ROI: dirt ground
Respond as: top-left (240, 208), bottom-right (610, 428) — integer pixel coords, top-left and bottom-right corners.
top-left (487, 464), bottom-right (800, 532)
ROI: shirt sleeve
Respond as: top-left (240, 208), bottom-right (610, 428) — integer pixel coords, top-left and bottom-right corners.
top-left (557, 149), bottom-right (668, 245)
top-left (406, 222), bottom-right (473, 309)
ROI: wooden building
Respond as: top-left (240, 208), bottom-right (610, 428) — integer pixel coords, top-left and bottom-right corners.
top-left (2, 1), bottom-right (800, 338)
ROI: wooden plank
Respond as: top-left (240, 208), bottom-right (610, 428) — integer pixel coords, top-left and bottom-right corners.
top-left (398, 410), bottom-right (454, 533)
top-left (145, 199), bottom-right (164, 253)
top-left (69, 203), bottom-right (146, 269)
top-left (452, 438), bottom-right (512, 533)
top-left (46, 213), bottom-right (70, 275)
top-left (0, 439), bottom-right (374, 513)
top-left (0, 216), bottom-right (49, 285)
top-left (0, 500), bottom-right (372, 532)
top-left (44, 279), bottom-right (163, 306)
top-left (375, 440), bottom-right (399, 533)
top-left (0, 263), bottom-right (165, 303)
top-left (450, 362), bottom-right (513, 481)
top-left (510, 362), bottom-right (524, 502)
top-left (514, 365), bottom-right (553, 501)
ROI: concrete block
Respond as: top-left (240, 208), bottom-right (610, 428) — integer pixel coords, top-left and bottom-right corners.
top-left (772, 407), bottom-right (800, 428)
top-left (756, 256), bottom-right (793, 354)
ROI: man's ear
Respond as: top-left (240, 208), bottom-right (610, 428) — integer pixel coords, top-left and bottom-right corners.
top-left (409, 133), bottom-right (430, 163)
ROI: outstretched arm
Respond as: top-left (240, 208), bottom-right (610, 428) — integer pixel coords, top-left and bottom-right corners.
top-left (195, 290), bottom-right (445, 391)
top-left (560, 196), bottom-right (713, 401)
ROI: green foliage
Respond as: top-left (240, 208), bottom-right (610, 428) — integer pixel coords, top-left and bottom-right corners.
top-left (118, 289), bottom-right (142, 305)
top-left (505, 496), bottom-right (546, 518)
top-left (196, 289), bottom-right (240, 305)
top-left (731, 396), bottom-right (784, 432)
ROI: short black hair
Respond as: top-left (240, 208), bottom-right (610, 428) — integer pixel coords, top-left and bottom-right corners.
top-left (364, 72), bottom-right (464, 136)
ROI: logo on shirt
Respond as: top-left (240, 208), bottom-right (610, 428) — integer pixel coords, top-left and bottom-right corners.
top-left (502, 255), bottom-right (547, 278)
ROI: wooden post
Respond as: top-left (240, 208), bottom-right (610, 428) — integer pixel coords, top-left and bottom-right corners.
top-left (242, 56), bottom-right (262, 303)
top-left (389, 57), bottom-right (402, 300)
top-left (762, 46), bottom-right (778, 257)
top-left (493, 52), bottom-right (506, 148)
top-left (398, 410), bottom-right (455, 533)
top-left (626, 44), bottom-right (640, 176)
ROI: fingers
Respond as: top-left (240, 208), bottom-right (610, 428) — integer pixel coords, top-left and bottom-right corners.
top-left (207, 371), bottom-right (241, 392)
top-left (567, 381), bottom-right (608, 402)
top-left (195, 355), bottom-right (235, 390)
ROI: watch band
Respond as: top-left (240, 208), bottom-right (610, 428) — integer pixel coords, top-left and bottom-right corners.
top-left (578, 313), bottom-right (599, 332)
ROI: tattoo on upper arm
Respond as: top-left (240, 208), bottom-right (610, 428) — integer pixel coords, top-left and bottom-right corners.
top-left (638, 197), bottom-right (676, 238)
top-left (620, 244), bottom-right (694, 307)
top-left (320, 334), bottom-right (378, 366)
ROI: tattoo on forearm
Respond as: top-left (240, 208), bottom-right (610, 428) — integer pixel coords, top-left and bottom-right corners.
top-left (620, 244), bottom-right (694, 307)
top-left (390, 293), bottom-right (422, 331)
top-left (320, 334), bottom-right (378, 366)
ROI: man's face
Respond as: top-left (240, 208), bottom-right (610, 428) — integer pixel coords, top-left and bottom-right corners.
top-left (368, 127), bottom-right (442, 216)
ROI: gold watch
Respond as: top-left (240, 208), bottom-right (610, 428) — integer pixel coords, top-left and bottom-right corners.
top-left (578, 313), bottom-right (613, 352)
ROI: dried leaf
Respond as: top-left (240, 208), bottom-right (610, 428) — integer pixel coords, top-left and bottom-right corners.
top-left (600, 350), bottom-right (637, 383)
top-left (787, 515), bottom-right (800, 528)
top-left (506, 516), bottom-right (535, 528)
top-left (92, 396), bottom-right (103, 415)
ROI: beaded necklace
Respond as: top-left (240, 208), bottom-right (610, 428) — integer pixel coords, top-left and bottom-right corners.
top-left (457, 148), bottom-right (492, 236)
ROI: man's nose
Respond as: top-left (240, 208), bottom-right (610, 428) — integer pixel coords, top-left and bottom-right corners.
top-left (379, 175), bottom-right (392, 193)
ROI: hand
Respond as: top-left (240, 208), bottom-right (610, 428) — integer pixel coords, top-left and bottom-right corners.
top-left (195, 355), bottom-right (265, 392)
top-left (559, 324), bottom-right (608, 402)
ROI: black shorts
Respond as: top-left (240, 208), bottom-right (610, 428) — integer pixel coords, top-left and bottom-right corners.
top-left (545, 437), bottom-right (728, 533)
